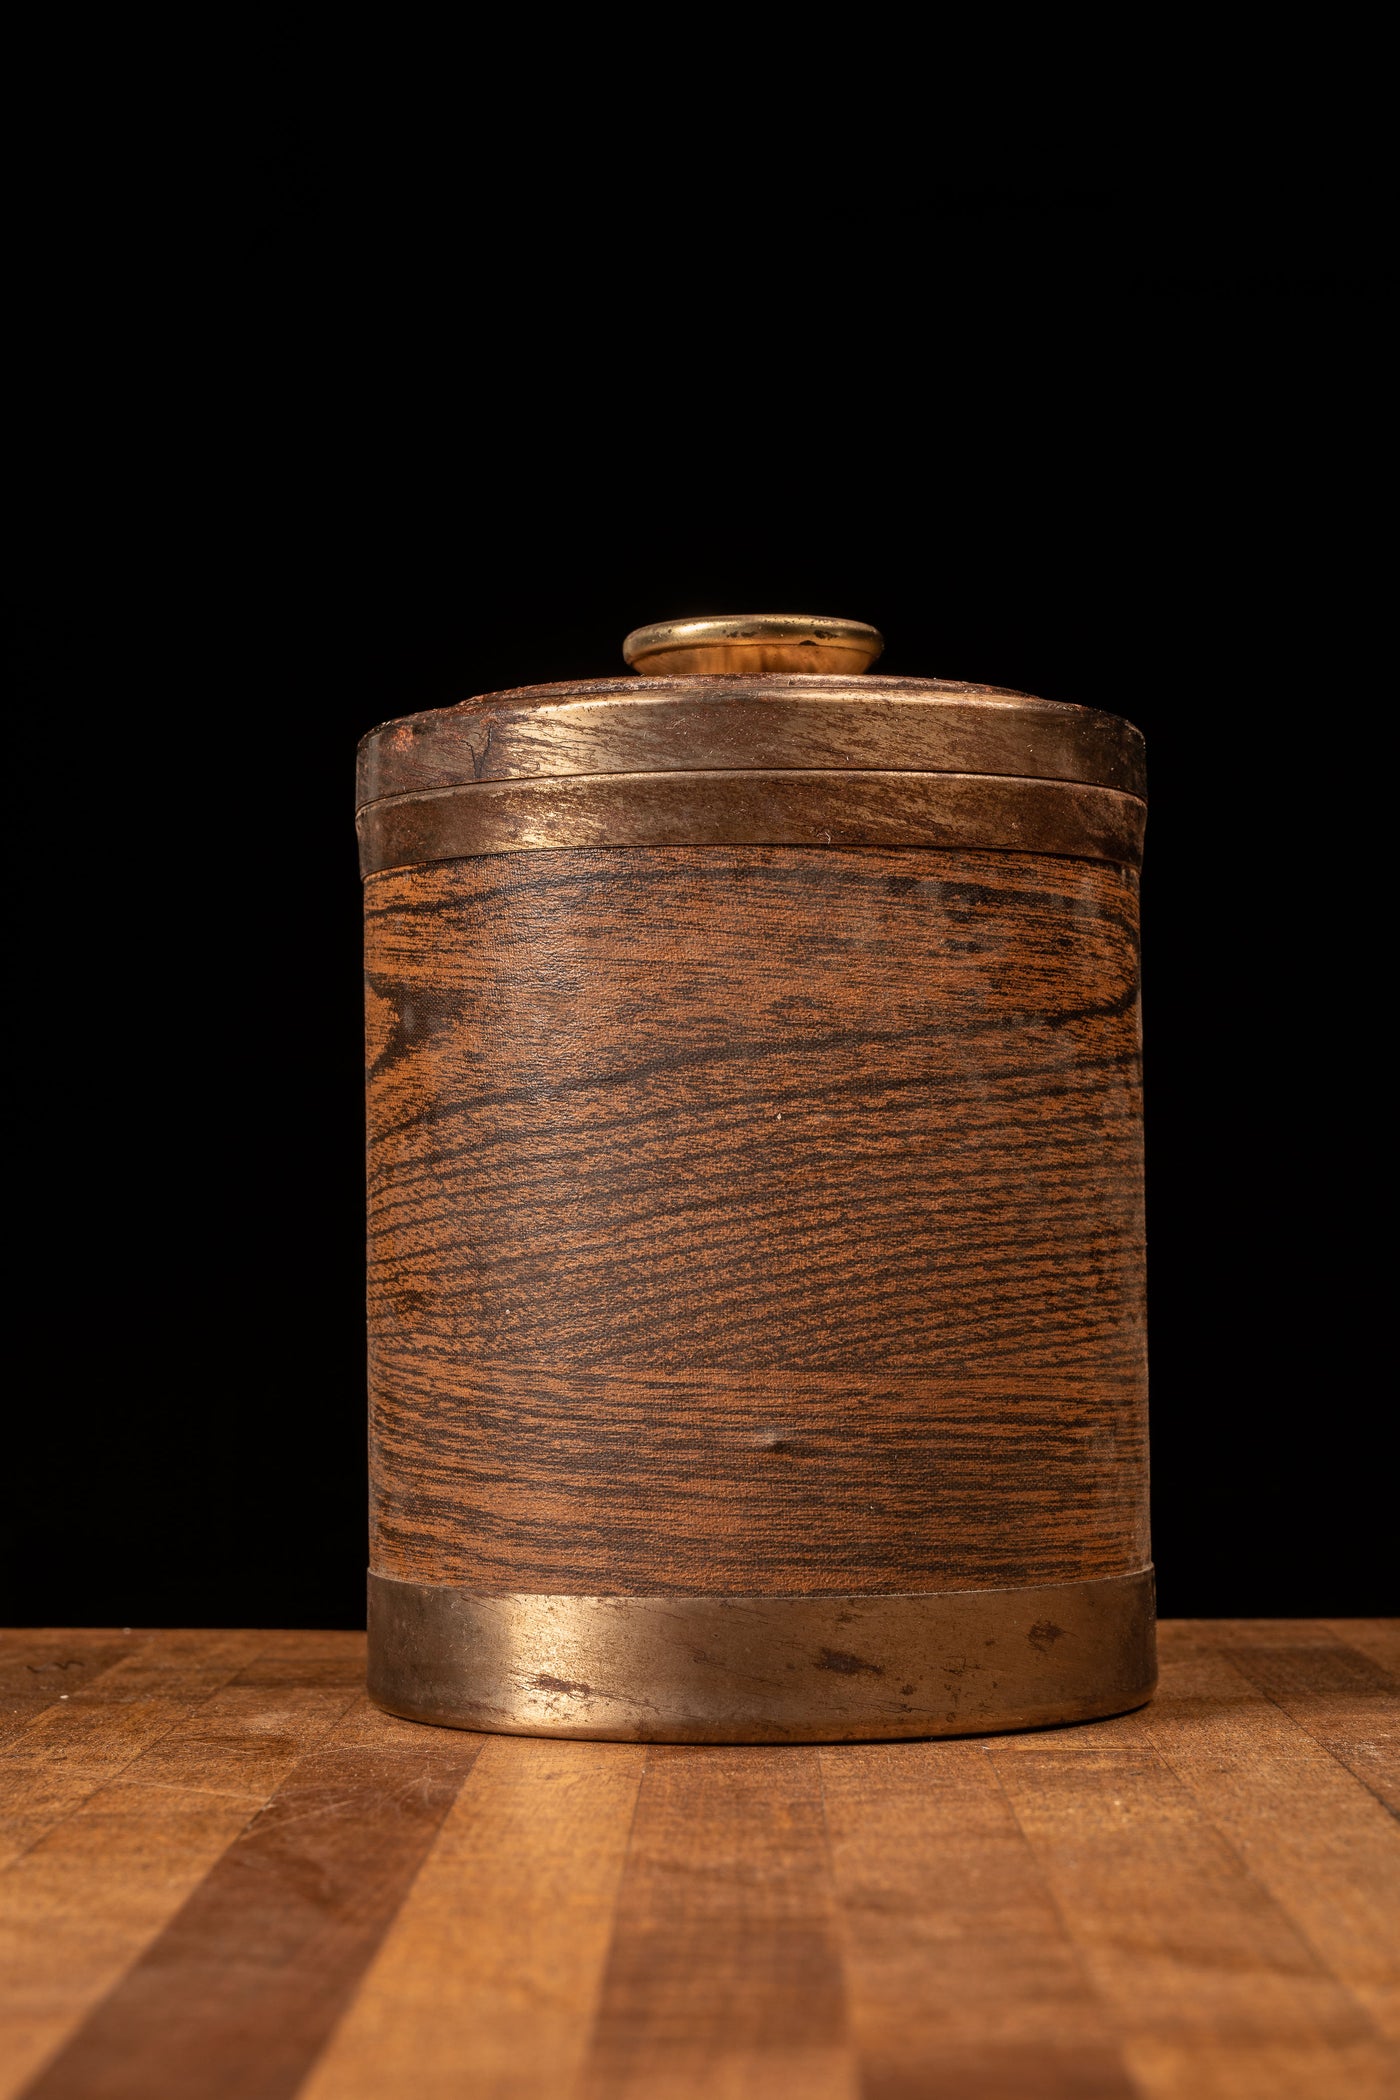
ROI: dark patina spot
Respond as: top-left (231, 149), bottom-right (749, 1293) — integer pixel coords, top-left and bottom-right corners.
top-left (815, 1648), bottom-right (884, 1677)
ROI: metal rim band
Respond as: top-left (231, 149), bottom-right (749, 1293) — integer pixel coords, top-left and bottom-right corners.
top-left (354, 686), bottom-right (1148, 809)
top-left (357, 770), bottom-right (1146, 877)
top-left (367, 1567), bottom-right (1156, 1743)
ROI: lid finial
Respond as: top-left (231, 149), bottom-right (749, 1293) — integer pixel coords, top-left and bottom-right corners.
top-left (623, 614), bottom-right (883, 678)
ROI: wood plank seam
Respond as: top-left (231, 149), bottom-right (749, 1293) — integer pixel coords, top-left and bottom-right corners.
top-left (1214, 1630), bottom-right (1399, 1818)
top-left (13, 1697), bottom-right (483, 2100)
top-left (1147, 1767), bottom-right (1387, 2038)
top-left (0, 1633), bottom-right (268, 1875)
top-left (1, 1633), bottom-right (152, 1753)
top-left (0, 1636), bottom-right (371, 2098)
top-left (299, 1735), bottom-right (649, 2100)
top-left (4, 1626), bottom-right (1397, 2099)
top-left (981, 1739), bottom-right (1134, 2067)
top-left (0, 1635), bottom-right (364, 1876)
top-left (1136, 1641), bottom-right (1399, 2045)
top-left (0, 1635), bottom-right (145, 1753)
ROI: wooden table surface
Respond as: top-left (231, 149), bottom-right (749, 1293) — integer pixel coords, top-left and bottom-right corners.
top-left (1, 1620), bottom-right (1395, 2100)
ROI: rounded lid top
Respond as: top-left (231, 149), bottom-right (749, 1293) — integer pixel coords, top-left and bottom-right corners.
top-left (623, 614), bottom-right (884, 678)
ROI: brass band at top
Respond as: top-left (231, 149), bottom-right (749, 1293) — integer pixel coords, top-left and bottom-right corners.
top-left (623, 615), bottom-right (885, 678)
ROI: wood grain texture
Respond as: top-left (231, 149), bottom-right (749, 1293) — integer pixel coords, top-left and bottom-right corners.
top-left (0, 1629), bottom-right (271, 1872)
top-left (1211, 1621), bottom-right (1400, 1814)
top-left (298, 1736), bottom-right (644, 2100)
top-left (1125, 1626), bottom-right (1400, 2041)
top-left (18, 1697), bottom-right (480, 2100)
top-left (0, 1637), bottom-right (139, 1753)
top-left (365, 844), bottom-right (1146, 1593)
top-left (577, 1746), bottom-right (854, 2099)
top-left (988, 1740), bottom-right (1371, 2052)
top-left (5, 1623), bottom-right (1395, 2100)
top-left (822, 1739), bottom-right (1136, 2098)
top-left (0, 1632), bottom-right (363, 2098)
top-left (1324, 1617), bottom-right (1400, 1672)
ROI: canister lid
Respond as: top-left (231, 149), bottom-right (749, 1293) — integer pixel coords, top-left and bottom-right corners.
top-left (356, 616), bottom-right (1146, 876)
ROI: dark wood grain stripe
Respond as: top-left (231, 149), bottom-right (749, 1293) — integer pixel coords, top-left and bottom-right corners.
top-left (1216, 1632), bottom-right (1400, 1814)
top-left (822, 1742), bottom-right (1138, 2099)
top-left (577, 1745), bottom-right (852, 2096)
top-left (21, 1703), bottom-right (481, 2100)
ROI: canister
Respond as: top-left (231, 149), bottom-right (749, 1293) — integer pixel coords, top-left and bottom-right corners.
top-left (358, 614), bottom-right (1153, 1740)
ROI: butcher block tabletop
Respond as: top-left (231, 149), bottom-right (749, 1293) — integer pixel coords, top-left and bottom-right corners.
top-left (1, 1620), bottom-right (1395, 2100)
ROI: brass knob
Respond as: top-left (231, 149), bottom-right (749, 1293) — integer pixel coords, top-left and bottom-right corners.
top-left (623, 614), bottom-right (884, 678)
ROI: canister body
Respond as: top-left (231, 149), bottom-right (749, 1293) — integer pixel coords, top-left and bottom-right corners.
top-left (360, 678), bottom-right (1153, 1738)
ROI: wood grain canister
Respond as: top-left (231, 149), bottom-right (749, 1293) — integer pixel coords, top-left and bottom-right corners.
top-left (357, 628), bottom-right (1154, 1741)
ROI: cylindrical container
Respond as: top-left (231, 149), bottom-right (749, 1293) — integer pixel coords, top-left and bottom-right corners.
top-left (359, 615), bottom-right (1153, 1741)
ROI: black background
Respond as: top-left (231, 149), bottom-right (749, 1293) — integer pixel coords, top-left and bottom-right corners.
top-left (9, 177), bottom-right (1388, 1628)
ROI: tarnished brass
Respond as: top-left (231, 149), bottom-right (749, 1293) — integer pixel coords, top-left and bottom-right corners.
top-left (359, 769), bottom-right (1146, 876)
top-left (367, 1569), bottom-right (1156, 1743)
top-left (356, 683), bottom-right (1147, 806)
top-left (623, 614), bottom-right (884, 677)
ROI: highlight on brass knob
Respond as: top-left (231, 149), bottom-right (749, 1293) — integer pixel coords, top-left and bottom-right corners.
top-left (622, 614), bottom-right (884, 678)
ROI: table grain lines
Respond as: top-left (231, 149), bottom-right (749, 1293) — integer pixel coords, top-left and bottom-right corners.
top-left (0, 1621), bottom-right (1394, 2099)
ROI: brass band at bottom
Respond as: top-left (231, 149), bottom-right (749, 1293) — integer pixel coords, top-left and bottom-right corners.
top-left (367, 1567), bottom-right (1156, 1743)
